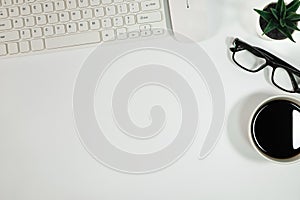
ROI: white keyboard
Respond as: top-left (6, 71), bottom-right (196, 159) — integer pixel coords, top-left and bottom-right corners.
top-left (0, 0), bottom-right (168, 57)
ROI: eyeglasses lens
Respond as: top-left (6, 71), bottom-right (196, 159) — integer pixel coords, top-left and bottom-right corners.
top-left (273, 67), bottom-right (300, 92)
top-left (234, 49), bottom-right (266, 71)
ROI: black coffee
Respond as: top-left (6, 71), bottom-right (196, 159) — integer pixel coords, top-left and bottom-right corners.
top-left (251, 99), bottom-right (300, 160)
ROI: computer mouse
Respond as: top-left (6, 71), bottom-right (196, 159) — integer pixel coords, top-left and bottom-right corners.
top-left (168, 0), bottom-right (220, 42)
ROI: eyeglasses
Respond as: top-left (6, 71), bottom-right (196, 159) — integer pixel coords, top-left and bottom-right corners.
top-left (230, 38), bottom-right (300, 93)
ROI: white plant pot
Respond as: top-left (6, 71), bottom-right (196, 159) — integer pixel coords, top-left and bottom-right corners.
top-left (256, 17), bottom-right (274, 41)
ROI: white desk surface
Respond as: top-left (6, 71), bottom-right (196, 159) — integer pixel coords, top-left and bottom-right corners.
top-left (1, 0), bottom-right (300, 199)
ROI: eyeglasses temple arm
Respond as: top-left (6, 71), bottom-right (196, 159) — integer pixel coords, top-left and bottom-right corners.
top-left (256, 47), bottom-right (300, 75)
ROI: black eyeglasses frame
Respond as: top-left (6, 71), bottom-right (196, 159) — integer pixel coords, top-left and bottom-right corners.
top-left (230, 38), bottom-right (300, 94)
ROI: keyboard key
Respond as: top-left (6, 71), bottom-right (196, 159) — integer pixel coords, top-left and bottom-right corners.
top-left (55, 24), bottom-right (65, 34)
top-left (45, 32), bottom-right (101, 49)
top-left (0, 30), bottom-right (19, 42)
top-left (20, 29), bottom-right (31, 38)
top-left (19, 41), bottom-right (30, 53)
top-left (12, 18), bottom-right (24, 28)
top-left (82, 9), bottom-right (92, 19)
top-left (12, 0), bottom-right (23, 5)
top-left (0, 8), bottom-right (8, 18)
top-left (153, 28), bottom-right (164, 35)
top-left (102, 29), bottom-right (115, 41)
top-left (66, 0), bottom-right (76, 9)
top-left (105, 5), bottom-right (116, 16)
top-left (43, 2), bottom-right (54, 13)
top-left (124, 15), bottom-right (135, 25)
top-left (78, 21), bottom-right (88, 31)
top-left (24, 0), bottom-right (34, 3)
top-left (0, 19), bottom-right (12, 30)
top-left (66, 22), bottom-right (77, 32)
top-left (94, 7), bottom-right (104, 17)
top-left (20, 5), bottom-right (30, 15)
top-left (31, 39), bottom-right (44, 51)
top-left (78, 0), bottom-right (88, 8)
top-left (2, 0), bottom-right (12, 7)
top-left (129, 2), bottom-right (139, 13)
top-left (101, 18), bottom-right (112, 28)
top-left (59, 12), bottom-right (70, 22)
top-left (36, 15), bottom-right (47, 25)
top-left (140, 24), bottom-right (151, 30)
top-left (116, 27), bottom-right (127, 39)
top-left (7, 43), bottom-right (18, 54)
top-left (54, 1), bottom-right (65, 11)
top-left (8, 7), bottom-right (19, 17)
top-left (128, 31), bottom-right (139, 38)
top-left (102, 0), bottom-right (112, 4)
top-left (24, 16), bottom-right (35, 26)
top-left (32, 27), bottom-right (42, 37)
top-left (89, 19), bottom-right (100, 30)
top-left (43, 26), bottom-right (54, 36)
top-left (117, 4), bottom-right (127, 14)
top-left (31, 4), bottom-right (42, 14)
top-left (47, 13), bottom-right (58, 23)
top-left (90, 0), bottom-right (100, 6)
top-left (141, 30), bottom-right (151, 37)
top-left (71, 10), bottom-right (81, 20)
top-left (141, 0), bottom-right (160, 11)
top-left (137, 11), bottom-right (161, 23)
top-left (0, 44), bottom-right (7, 56)
top-left (113, 16), bottom-right (123, 26)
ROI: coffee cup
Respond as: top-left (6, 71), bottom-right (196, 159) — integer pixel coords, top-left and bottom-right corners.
top-left (249, 95), bottom-right (300, 163)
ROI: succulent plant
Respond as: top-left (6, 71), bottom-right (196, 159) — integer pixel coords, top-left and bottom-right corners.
top-left (254, 0), bottom-right (300, 42)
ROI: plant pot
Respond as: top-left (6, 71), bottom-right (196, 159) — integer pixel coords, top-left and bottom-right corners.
top-left (256, 2), bottom-right (296, 41)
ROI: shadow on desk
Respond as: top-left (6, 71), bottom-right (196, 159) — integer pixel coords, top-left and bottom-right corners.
top-left (227, 92), bottom-right (277, 162)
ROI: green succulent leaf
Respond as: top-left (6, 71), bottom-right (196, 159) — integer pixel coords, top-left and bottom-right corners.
top-left (279, 18), bottom-right (286, 27)
top-left (276, 0), bottom-right (284, 10)
top-left (254, 9), bottom-right (273, 21)
top-left (263, 19), bottom-right (279, 35)
top-left (278, 27), bottom-right (296, 42)
top-left (286, 21), bottom-right (300, 31)
top-left (286, 12), bottom-right (300, 21)
top-left (270, 8), bottom-right (279, 20)
top-left (280, 0), bottom-right (287, 19)
top-left (286, 0), bottom-right (300, 12)
top-left (292, 15), bottom-right (300, 21)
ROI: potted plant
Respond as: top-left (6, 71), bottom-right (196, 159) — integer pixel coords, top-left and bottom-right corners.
top-left (254, 0), bottom-right (300, 42)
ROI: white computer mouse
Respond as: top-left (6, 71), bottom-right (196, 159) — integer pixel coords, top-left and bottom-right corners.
top-left (168, 0), bottom-right (220, 42)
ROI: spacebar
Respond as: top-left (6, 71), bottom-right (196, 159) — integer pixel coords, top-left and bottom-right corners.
top-left (45, 32), bottom-right (101, 49)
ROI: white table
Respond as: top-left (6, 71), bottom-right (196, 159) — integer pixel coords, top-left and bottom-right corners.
top-left (1, 0), bottom-right (300, 199)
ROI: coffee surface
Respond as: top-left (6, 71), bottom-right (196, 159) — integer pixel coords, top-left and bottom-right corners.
top-left (251, 100), bottom-right (300, 159)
